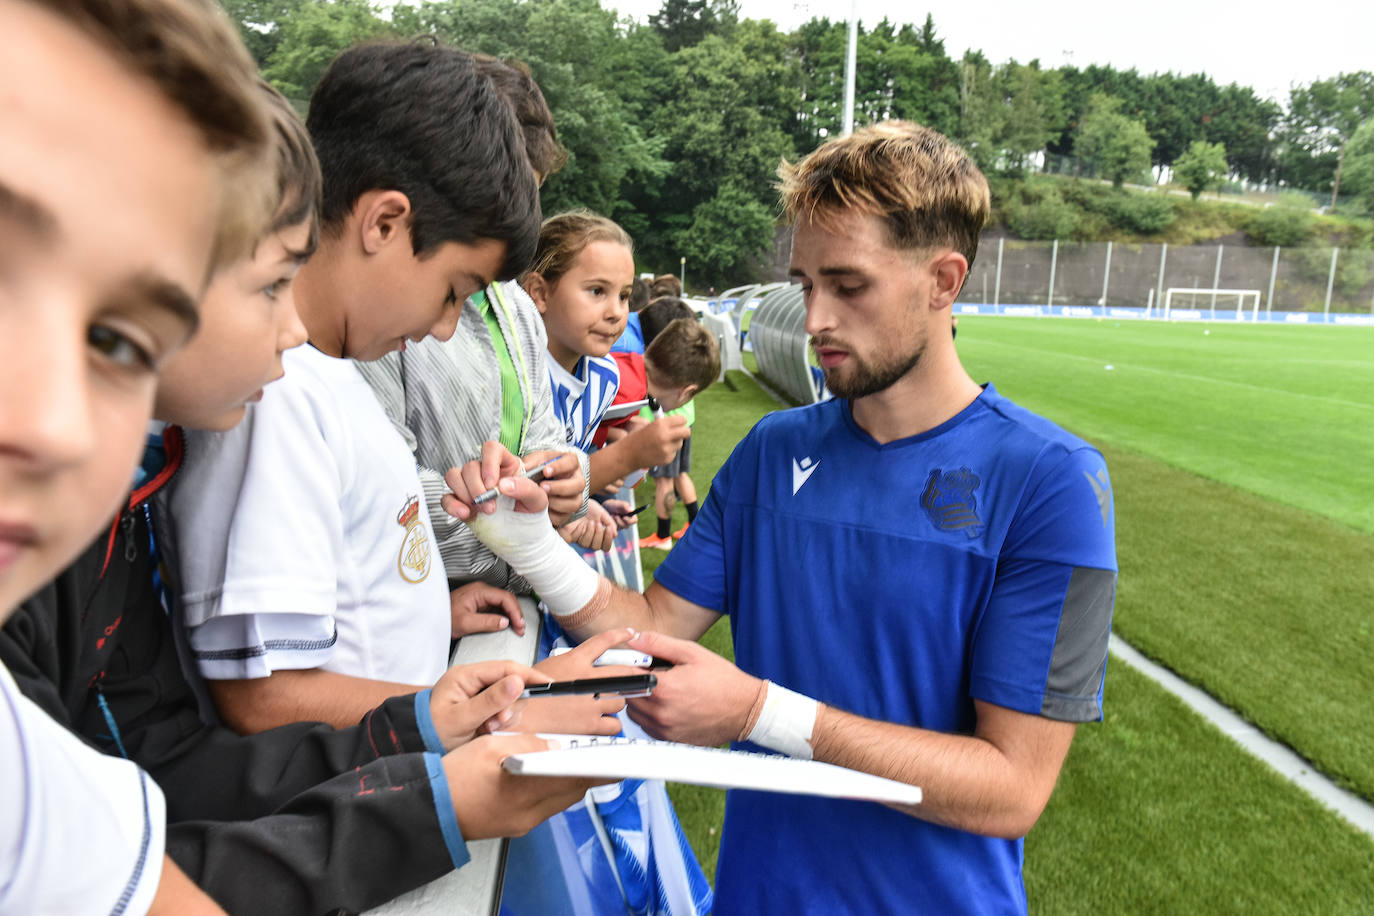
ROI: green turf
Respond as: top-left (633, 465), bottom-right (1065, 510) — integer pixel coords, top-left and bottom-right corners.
top-left (1105, 444), bottom-right (1374, 799)
top-left (956, 318), bottom-right (1374, 533)
top-left (1026, 659), bottom-right (1374, 914)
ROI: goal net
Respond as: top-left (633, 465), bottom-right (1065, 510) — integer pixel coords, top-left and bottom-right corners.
top-left (1162, 287), bottom-right (1262, 321)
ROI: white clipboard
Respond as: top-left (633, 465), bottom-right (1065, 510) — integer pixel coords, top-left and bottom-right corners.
top-left (501, 734), bottom-right (922, 806)
top-left (602, 399), bottom-right (650, 421)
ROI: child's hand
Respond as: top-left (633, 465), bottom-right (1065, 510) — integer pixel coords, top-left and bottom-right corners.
top-left (449, 582), bottom-right (526, 639)
top-left (518, 629), bottom-right (641, 737)
top-left (442, 440), bottom-right (546, 519)
top-left (427, 659), bottom-right (546, 750)
top-left (442, 734), bottom-right (608, 840)
top-left (629, 415), bottom-right (690, 468)
top-left (523, 450), bottom-right (583, 526)
top-left (602, 499), bottom-right (639, 529)
top-left (558, 501), bottom-right (617, 552)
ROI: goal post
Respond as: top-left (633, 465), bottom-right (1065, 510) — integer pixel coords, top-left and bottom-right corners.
top-left (1163, 288), bottom-right (1262, 322)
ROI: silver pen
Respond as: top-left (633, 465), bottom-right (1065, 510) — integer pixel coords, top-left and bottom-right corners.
top-left (471, 456), bottom-right (560, 505)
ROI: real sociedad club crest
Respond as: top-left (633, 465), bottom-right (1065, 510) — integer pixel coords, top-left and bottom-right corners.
top-left (396, 495), bottom-right (432, 583)
top-left (920, 467), bottom-right (984, 538)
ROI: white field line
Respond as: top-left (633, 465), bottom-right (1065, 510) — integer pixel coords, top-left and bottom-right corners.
top-left (974, 338), bottom-right (1374, 412)
top-left (1110, 635), bottom-right (1374, 838)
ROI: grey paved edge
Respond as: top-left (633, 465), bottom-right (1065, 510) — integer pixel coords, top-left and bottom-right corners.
top-left (1109, 633), bottom-right (1374, 837)
top-left (738, 364), bottom-right (792, 409)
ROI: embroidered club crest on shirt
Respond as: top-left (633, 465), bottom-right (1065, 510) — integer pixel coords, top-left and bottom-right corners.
top-left (920, 467), bottom-right (984, 538)
top-left (395, 495), bottom-right (432, 583)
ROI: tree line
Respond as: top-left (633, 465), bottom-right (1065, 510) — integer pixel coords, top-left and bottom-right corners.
top-left (221, 0), bottom-right (1374, 286)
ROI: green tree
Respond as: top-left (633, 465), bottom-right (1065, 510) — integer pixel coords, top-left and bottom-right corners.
top-left (675, 182), bottom-right (776, 282)
top-left (1245, 192), bottom-right (1314, 247)
top-left (1281, 72), bottom-right (1374, 204)
top-left (1076, 94), bottom-right (1154, 188)
top-left (630, 22), bottom-right (798, 279)
top-left (1172, 140), bottom-right (1228, 200)
top-left (957, 52), bottom-right (1004, 171)
top-left (649, 0), bottom-right (737, 52)
top-left (788, 16), bottom-right (959, 153)
top-left (1340, 119), bottom-right (1374, 215)
top-left (260, 0), bottom-right (392, 100)
top-left (392, 0), bottom-right (669, 223)
top-left (999, 61), bottom-right (1065, 174)
top-left (218, 0), bottom-right (303, 68)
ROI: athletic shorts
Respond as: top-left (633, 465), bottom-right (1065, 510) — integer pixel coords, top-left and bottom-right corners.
top-left (650, 435), bottom-right (691, 479)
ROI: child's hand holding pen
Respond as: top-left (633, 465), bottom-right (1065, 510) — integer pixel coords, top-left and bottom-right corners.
top-left (442, 442), bottom-right (566, 520)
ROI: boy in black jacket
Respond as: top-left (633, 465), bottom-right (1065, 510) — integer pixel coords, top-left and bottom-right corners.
top-left (0, 77), bottom-right (623, 915)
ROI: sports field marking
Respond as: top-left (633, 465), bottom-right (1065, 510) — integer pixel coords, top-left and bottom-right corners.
top-left (973, 337), bottom-right (1374, 412)
top-left (1110, 635), bottom-right (1374, 838)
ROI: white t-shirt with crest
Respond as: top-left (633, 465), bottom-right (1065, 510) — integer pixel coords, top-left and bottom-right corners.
top-left (173, 344), bottom-right (450, 685)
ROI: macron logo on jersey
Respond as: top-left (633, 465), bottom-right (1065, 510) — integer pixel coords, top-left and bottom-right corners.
top-left (792, 456), bottom-right (820, 495)
top-left (1083, 468), bottom-right (1112, 526)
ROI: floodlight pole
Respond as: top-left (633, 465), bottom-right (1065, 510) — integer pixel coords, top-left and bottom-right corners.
top-left (841, 0), bottom-right (857, 136)
top-left (680, 256), bottom-right (686, 293)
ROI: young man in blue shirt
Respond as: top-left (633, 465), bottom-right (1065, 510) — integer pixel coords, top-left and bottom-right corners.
top-left (449, 120), bottom-right (1117, 915)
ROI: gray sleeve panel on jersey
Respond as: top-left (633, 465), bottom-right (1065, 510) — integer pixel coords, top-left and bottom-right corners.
top-left (1041, 566), bottom-right (1117, 722)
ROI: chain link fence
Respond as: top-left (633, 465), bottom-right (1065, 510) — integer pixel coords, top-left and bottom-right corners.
top-left (960, 238), bottom-right (1374, 315)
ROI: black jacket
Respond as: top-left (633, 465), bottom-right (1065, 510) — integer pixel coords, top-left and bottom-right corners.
top-left (0, 427), bottom-right (459, 914)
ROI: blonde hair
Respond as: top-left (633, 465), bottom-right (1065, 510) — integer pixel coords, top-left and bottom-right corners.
top-left (778, 120), bottom-right (990, 267)
top-left (258, 80), bottom-right (321, 252)
top-left (48, 0), bottom-right (274, 271)
top-left (525, 209), bottom-right (633, 288)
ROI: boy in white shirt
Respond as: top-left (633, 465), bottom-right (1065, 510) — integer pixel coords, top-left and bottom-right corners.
top-left (172, 42), bottom-right (624, 736)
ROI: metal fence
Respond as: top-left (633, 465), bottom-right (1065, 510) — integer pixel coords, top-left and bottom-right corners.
top-left (960, 239), bottom-right (1374, 316)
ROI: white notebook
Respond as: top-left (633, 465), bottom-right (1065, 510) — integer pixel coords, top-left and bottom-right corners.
top-left (502, 733), bottom-right (922, 806)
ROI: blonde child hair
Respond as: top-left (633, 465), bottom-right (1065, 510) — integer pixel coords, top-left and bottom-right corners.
top-left (525, 209), bottom-right (634, 288)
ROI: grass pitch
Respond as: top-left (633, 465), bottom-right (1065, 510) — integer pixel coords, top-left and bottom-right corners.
top-left (956, 318), bottom-right (1374, 532)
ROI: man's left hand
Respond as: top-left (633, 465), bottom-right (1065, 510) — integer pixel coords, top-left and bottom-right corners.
top-left (623, 630), bottom-right (762, 747)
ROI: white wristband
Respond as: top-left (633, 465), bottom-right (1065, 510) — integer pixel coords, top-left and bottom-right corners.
top-left (746, 681), bottom-right (819, 760)
top-left (465, 496), bottom-right (601, 617)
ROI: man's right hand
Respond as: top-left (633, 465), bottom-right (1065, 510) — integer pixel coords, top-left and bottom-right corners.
top-left (628, 416), bottom-right (690, 468)
top-left (444, 733), bottom-right (605, 839)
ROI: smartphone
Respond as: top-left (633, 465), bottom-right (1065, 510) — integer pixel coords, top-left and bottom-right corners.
top-left (549, 647), bottom-right (654, 668)
top-left (520, 673), bottom-right (657, 699)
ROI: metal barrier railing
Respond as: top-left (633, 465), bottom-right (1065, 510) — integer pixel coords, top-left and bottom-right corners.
top-left (749, 284), bottom-right (827, 405)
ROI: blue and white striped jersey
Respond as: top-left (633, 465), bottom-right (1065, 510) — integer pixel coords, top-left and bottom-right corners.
top-left (548, 355), bottom-right (620, 452)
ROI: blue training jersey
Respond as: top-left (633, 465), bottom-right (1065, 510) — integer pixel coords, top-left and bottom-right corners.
top-left (654, 385), bottom-right (1117, 915)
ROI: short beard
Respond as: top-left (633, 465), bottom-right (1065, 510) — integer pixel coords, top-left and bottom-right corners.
top-left (814, 338), bottom-right (925, 400)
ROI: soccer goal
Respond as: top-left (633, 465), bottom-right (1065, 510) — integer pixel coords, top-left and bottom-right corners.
top-left (1163, 287), bottom-right (1262, 322)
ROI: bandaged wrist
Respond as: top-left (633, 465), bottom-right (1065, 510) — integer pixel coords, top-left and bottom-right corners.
top-left (465, 496), bottom-right (602, 618)
top-left (740, 680), bottom-right (819, 760)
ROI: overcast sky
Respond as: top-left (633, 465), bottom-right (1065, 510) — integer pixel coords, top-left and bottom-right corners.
top-left (608, 0), bottom-right (1371, 104)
